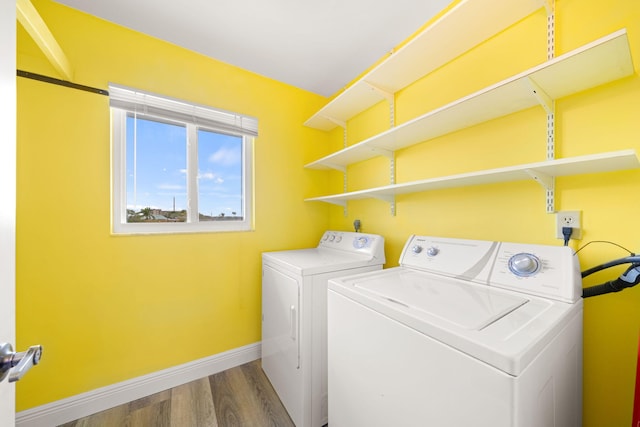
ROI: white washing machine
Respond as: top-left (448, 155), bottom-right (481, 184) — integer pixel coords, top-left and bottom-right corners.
top-left (328, 235), bottom-right (583, 427)
top-left (262, 230), bottom-right (385, 427)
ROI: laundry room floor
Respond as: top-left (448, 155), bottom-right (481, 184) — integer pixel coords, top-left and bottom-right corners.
top-left (58, 360), bottom-right (295, 427)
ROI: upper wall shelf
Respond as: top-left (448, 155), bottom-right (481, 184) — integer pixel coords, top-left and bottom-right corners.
top-left (305, 150), bottom-right (640, 206)
top-left (304, 0), bottom-right (546, 131)
top-left (306, 29), bottom-right (634, 171)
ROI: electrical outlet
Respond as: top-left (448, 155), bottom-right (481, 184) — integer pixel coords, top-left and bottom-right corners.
top-left (556, 210), bottom-right (582, 240)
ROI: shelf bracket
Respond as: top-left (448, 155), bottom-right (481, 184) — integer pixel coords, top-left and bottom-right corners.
top-left (525, 168), bottom-right (556, 213)
top-left (363, 81), bottom-right (393, 102)
top-left (369, 147), bottom-right (393, 159)
top-left (324, 200), bottom-right (347, 208)
top-left (367, 147), bottom-right (396, 186)
top-left (363, 80), bottom-right (395, 128)
top-left (371, 194), bottom-right (396, 216)
top-left (544, 0), bottom-right (554, 15)
top-left (321, 116), bottom-right (346, 129)
top-left (523, 77), bottom-right (553, 115)
top-left (323, 163), bottom-right (346, 173)
top-left (525, 168), bottom-right (553, 190)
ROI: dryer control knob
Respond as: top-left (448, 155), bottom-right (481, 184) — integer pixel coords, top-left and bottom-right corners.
top-left (412, 245), bottom-right (423, 254)
top-left (426, 246), bottom-right (439, 257)
top-left (354, 236), bottom-right (369, 249)
top-left (508, 253), bottom-right (541, 277)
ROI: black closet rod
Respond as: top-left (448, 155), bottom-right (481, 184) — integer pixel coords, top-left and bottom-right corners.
top-left (17, 70), bottom-right (109, 96)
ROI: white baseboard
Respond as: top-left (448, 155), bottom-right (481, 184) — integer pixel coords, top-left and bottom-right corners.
top-left (16, 342), bottom-right (261, 427)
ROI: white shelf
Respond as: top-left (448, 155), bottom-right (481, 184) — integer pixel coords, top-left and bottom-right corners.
top-left (304, 0), bottom-right (546, 131)
top-left (305, 150), bottom-right (640, 206)
top-left (306, 29), bottom-right (634, 171)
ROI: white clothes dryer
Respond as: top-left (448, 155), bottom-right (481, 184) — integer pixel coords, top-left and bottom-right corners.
top-left (327, 235), bottom-right (583, 427)
top-left (262, 230), bottom-right (385, 427)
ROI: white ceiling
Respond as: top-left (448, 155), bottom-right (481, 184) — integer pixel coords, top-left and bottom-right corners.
top-left (53, 0), bottom-right (453, 97)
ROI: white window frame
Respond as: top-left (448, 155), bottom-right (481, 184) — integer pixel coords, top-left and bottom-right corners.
top-left (110, 84), bottom-right (256, 235)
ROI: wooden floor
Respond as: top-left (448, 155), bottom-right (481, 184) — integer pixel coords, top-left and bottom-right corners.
top-left (58, 360), bottom-right (295, 427)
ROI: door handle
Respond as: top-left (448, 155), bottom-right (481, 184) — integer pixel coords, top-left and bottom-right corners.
top-left (0, 342), bottom-right (43, 383)
top-left (290, 305), bottom-right (297, 341)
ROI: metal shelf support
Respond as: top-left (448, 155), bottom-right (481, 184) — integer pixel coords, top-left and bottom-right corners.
top-left (545, 0), bottom-right (556, 213)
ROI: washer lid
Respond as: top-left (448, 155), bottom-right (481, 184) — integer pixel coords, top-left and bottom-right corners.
top-left (355, 270), bottom-right (528, 330)
top-left (329, 267), bottom-right (582, 375)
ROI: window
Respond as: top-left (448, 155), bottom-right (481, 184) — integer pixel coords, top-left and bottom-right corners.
top-left (110, 84), bottom-right (257, 234)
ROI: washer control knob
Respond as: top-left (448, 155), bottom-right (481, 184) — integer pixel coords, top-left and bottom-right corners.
top-left (329, 234), bottom-right (335, 242)
top-left (426, 246), bottom-right (439, 257)
top-left (335, 236), bottom-right (342, 243)
top-left (508, 253), bottom-right (541, 277)
top-left (412, 245), bottom-right (423, 254)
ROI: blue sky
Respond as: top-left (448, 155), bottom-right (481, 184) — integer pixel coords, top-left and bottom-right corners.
top-left (126, 115), bottom-right (243, 216)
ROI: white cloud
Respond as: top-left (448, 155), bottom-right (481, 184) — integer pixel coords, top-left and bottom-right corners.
top-left (157, 184), bottom-right (184, 190)
top-left (208, 147), bottom-right (240, 165)
top-left (198, 171), bottom-right (224, 183)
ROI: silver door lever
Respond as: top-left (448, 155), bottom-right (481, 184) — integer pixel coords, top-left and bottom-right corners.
top-left (0, 343), bottom-right (43, 383)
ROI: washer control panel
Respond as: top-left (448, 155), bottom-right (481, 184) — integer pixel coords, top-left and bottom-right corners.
top-left (400, 236), bottom-right (498, 282)
top-left (319, 231), bottom-right (385, 261)
top-left (399, 235), bottom-right (581, 303)
top-left (493, 242), bottom-right (581, 302)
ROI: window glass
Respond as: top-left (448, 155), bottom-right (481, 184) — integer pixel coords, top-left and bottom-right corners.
top-left (126, 115), bottom-right (187, 223)
top-left (110, 85), bottom-right (255, 235)
top-left (197, 129), bottom-right (244, 222)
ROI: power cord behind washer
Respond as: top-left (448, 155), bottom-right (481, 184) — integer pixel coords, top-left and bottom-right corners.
top-left (562, 227), bottom-right (573, 247)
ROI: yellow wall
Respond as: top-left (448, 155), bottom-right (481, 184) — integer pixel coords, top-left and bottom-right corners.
top-left (15, 0), bottom-right (640, 425)
top-left (321, 1), bottom-right (640, 426)
top-left (16, 0), bottom-right (330, 411)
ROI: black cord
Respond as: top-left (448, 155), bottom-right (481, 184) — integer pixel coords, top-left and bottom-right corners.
top-left (562, 227), bottom-right (573, 247)
top-left (574, 240), bottom-right (635, 256)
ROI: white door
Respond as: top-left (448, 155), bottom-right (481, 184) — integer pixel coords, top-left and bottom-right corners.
top-left (261, 263), bottom-right (302, 425)
top-left (262, 265), bottom-right (300, 372)
top-left (0, 0), bottom-right (17, 424)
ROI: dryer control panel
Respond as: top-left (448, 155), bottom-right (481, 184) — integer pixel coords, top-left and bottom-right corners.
top-left (319, 231), bottom-right (385, 262)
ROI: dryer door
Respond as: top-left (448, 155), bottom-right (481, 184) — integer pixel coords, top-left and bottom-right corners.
top-left (261, 263), bottom-right (303, 425)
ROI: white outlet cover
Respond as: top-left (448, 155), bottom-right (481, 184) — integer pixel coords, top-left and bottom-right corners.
top-left (556, 211), bottom-right (582, 239)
